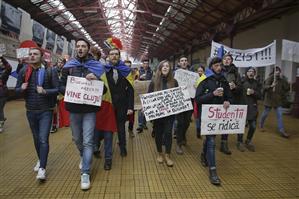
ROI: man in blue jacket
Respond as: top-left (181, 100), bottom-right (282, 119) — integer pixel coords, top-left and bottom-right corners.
top-left (16, 46), bottom-right (59, 181)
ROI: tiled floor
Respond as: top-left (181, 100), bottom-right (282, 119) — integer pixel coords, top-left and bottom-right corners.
top-left (0, 100), bottom-right (298, 199)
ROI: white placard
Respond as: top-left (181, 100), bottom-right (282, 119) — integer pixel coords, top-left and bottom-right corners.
top-left (210, 40), bottom-right (276, 67)
top-left (16, 48), bottom-right (30, 59)
top-left (140, 86), bottom-right (193, 121)
top-left (134, 80), bottom-right (151, 110)
top-left (174, 69), bottom-right (199, 98)
top-left (201, 105), bottom-right (248, 135)
top-left (64, 76), bottom-right (104, 106)
top-left (282, 39), bottom-right (299, 63)
top-left (0, 44), bottom-right (6, 55)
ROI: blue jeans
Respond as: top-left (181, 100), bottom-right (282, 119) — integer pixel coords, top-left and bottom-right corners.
top-left (26, 110), bottom-right (53, 169)
top-left (70, 112), bottom-right (96, 174)
top-left (202, 135), bottom-right (216, 168)
top-left (137, 110), bottom-right (146, 128)
top-left (94, 130), bottom-right (113, 160)
top-left (260, 106), bottom-right (284, 132)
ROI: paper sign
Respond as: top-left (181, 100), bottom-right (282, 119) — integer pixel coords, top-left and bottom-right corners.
top-left (134, 80), bottom-right (151, 110)
top-left (0, 44), bottom-right (6, 55)
top-left (16, 48), bottom-right (29, 59)
top-left (140, 86), bottom-right (193, 121)
top-left (174, 69), bottom-right (199, 98)
top-left (201, 104), bottom-right (247, 135)
top-left (64, 76), bottom-right (104, 106)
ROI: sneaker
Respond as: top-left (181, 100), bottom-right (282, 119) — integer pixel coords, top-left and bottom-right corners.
top-left (164, 154), bottom-right (174, 167)
top-left (136, 127), bottom-right (143, 134)
top-left (245, 141), bottom-right (255, 152)
top-left (36, 168), bottom-right (46, 180)
top-left (128, 129), bottom-right (135, 138)
top-left (157, 153), bottom-right (164, 164)
top-left (81, 173), bottom-right (91, 190)
top-left (50, 127), bottom-right (57, 133)
top-left (236, 142), bottom-right (246, 152)
top-left (176, 145), bottom-right (183, 155)
top-left (93, 151), bottom-right (101, 159)
top-left (79, 158), bottom-right (82, 170)
top-left (280, 131), bottom-right (290, 138)
top-left (104, 159), bottom-right (112, 170)
top-left (220, 141), bottom-right (232, 155)
top-left (33, 160), bottom-right (40, 172)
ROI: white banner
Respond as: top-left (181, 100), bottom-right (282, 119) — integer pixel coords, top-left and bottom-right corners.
top-left (174, 69), bottom-right (199, 98)
top-left (210, 40), bottom-right (276, 67)
top-left (282, 39), bottom-right (299, 63)
top-left (64, 76), bottom-right (104, 106)
top-left (201, 104), bottom-right (247, 135)
top-left (16, 48), bottom-right (30, 59)
top-left (140, 86), bottom-right (193, 121)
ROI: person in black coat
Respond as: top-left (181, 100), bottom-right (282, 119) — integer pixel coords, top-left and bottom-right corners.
top-left (104, 48), bottom-right (134, 157)
top-left (0, 56), bottom-right (12, 133)
top-left (239, 67), bottom-right (261, 151)
top-left (195, 57), bottom-right (232, 185)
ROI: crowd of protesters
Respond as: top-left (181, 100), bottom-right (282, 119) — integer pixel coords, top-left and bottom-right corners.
top-left (1, 38), bottom-right (290, 190)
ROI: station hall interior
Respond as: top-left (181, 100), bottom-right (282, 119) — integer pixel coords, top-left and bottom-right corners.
top-left (0, 0), bottom-right (299, 198)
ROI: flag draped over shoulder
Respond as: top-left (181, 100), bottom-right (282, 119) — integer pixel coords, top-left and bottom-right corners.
top-left (105, 61), bottom-right (134, 87)
top-left (64, 58), bottom-right (118, 132)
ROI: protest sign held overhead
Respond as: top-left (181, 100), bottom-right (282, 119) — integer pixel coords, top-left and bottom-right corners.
top-left (174, 69), bottom-right (199, 98)
top-left (201, 105), bottom-right (247, 135)
top-left (64, 76), bottom-right (104, 106)
top-left (140, 86), bottom-right (193, 121)
top-left (282, 39), bottom-right (299, 63)
top-left (16, 48), bottom-right (29, 59)
top-left (0, 44), bottom-right (6, 56)
top-left (134, 80), bottom-right (151, 110)
top-left (211, 40), bottom-right (276, 67)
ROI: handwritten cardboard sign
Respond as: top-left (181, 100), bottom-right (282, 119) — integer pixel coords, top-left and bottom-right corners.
top-left (140, 86), bottom-right (193, 121)
top-left (16, 48), bottom-right (30, 59)
top-left (134, 80), bottom-right (151, 110)
top-left (201, 105), bottom-right (248, 135)
top-left (174, 69), bottom-right (199, 98)
top-left (64, 76), bottom-right (104, 106)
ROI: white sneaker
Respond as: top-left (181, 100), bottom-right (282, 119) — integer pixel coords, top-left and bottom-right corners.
top-left (33, 160), bottom-right (40, 172)
top-left (79, 158), bottom-right (82, 170)
top-left (36, 168), bottom-right (46, 180)
top-left (81, 173), bottom-right (90, 190)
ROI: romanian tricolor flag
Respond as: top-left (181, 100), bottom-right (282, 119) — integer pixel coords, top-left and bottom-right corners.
top-left (64, 58), bottom-right (118, 132)
top-left (105, 60), bottom-right (135, 87)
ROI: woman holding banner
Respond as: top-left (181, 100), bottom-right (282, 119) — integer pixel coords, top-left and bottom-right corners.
top-left (148, 60), bottom-right (178, 167)
top-left (195, 57), bottom-right (232, 185)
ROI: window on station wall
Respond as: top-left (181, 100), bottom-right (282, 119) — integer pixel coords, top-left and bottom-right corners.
top-left (0, 1), bottom-right (22, 40)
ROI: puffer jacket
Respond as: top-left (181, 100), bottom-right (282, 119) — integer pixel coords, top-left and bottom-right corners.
top-left (15, 65), bottom-right (59, 111)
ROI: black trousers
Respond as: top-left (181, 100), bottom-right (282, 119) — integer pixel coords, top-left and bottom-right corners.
top-left (153, 116), bottom-right (174, 154)
top-left (176, 110), bottom-right (193, 146)
top-left (115, 108), bottom-right (127, 152)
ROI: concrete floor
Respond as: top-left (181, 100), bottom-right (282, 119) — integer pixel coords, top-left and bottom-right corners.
top-left (0, 100), bottom-right (298, 198)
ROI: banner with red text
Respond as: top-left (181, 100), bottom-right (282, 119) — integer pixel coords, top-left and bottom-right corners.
top-left (64, 76), bottom-right (104, 106)
top-left (201, 104), bottom-right (247, 135)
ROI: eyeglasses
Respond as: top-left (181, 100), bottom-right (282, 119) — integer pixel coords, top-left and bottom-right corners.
top-left (109, 53), bottom-right (119, 56)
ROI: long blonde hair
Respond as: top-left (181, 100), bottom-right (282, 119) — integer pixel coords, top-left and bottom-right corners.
top-left (153, 60), bottom-right (176, 91)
